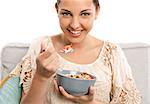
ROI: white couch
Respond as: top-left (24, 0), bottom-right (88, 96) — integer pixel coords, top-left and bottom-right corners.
top-left (0, 42), bottom-right (149, 104)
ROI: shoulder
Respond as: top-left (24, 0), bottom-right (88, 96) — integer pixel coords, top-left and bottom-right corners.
top-left (104, 41), bottom-right (127, 63)
top-left (29, 35), bottom-right (58, 48)
top-left (25, 35), bottom-right (57, 57)
top-left (101, 40), bottom-right (123, 61)
top-left (104, 40), bottom-right (122, 53)
top-left (30, 36), bottom-right (50, 44)
top-left (105, 40), bottom-right (117, 48)
top-left (91, 36), bottom-right (119, 49)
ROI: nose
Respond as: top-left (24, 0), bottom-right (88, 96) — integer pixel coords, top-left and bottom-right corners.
top-left (70, 17), bottom-right (80, 30)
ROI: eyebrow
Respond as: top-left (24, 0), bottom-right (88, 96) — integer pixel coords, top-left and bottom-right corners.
top-left (81, 9), bottom-right (92, 13)
top-left (61, 9), bottom-right (92, 13)
top-left (61, 9), bottom-right (71, 13)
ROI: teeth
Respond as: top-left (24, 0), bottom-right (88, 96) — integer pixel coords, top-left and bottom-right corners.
top-left (70, 31), bottom-right (81, 34)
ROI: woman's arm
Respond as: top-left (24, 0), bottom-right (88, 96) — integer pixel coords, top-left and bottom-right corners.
top-left (20, 38), bottom-right (59, 104)
top-left (20, 73), bottom-right (50, 104)
top-left (109, 43), bottom-right (141, 104)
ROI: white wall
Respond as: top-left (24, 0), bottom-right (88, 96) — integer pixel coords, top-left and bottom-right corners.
top-left (0, 0), bottom-right (150, 50)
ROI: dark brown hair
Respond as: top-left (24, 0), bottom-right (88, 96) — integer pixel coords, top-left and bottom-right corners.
top-left (56, 0), bottom-right (100, 10)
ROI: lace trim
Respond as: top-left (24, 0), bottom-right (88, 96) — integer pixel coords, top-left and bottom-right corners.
top-left (20, 56), bottom-right (34, 93)
top-left (110, 79), bottom-right (142, 104)
top-left (8, 63), bottom-right (22, 77)
top-left (101, 42), bottom-right (141, 104)
top-left (101, 42), bottom-right (117, 69)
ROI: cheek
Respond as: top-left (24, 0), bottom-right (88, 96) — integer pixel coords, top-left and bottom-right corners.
top-left (81, 18), bottom-right (94, 29)
top-left (59, 18), bottom-right (71, 27)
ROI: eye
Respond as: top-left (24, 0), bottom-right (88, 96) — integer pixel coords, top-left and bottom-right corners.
top-left (81, 13), bottom-right (90, 16)
top-left (61, 12), bottom-right (72, 17)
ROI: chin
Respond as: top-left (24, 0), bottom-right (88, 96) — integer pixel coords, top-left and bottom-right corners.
top-left (68, 36), bottom-right (85, 44)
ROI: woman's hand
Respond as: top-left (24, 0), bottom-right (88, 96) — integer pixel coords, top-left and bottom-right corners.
top-left (53, 80), bottom-right (102, 104)
top-left (36, 40), bottom-right (59, 79)
top-left (59, 86), bottom-right (94, 104)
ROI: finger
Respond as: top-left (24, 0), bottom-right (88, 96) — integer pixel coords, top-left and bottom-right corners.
top-left (88, 86), bottom-right (95, 96)
top-left (75, 86), bottom-right (95, 103)
top-left (43, 47), bottom-right (56, 59)
top-left (86, 86), bottom-right (95, 101)
top-left (40, 39), bottom-right (54, 53)
top-left (46, 45), bottom-right (56, 53)
top-left (50, 57), bottom-right (60, 69)
top-left (43, 53), bottom-right (58, 65)
top-left (40, 39), bottom-right (48, 53)
top-left (39, 50), bottom-right (52, 60)
top-left (39, 48), bottom-right (56, 60)
top-left (53, 80), bottom-right (60, 93)
top-left (59, 86), bottom-right (75, 100)
top-left (45, 56), bottom-right (60, 74)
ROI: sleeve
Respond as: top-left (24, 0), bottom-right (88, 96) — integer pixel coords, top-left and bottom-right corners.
top-left (19, 37), bottom-right (45, 93)
top-left (109, 43), bottom-right (142, 104)
top-left (16, 36), bottom-right (49, 93)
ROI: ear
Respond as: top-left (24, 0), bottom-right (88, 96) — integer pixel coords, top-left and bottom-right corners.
top-left (55, 3), bottom-right (58, 13)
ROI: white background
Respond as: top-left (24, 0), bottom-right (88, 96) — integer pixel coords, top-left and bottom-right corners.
top-left (0, 0), bottom-right (150, 50)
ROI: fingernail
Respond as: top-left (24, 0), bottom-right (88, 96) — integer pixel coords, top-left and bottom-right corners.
top-left (59, 86), bottom-right (63, 90)
top-left (59, 86), bottom-right (61, 89)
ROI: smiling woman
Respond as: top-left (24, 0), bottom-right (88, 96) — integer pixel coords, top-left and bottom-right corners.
top-left (1, 0), bottom-right (142, 104)
top-left (54, 0), bottom-right (100, 44)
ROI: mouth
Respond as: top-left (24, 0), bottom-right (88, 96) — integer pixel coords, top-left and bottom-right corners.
top-left (67, 29), bottom-right (83, 37)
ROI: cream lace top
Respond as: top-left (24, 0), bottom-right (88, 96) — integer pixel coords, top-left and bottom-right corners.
top-left (15, 36), bottom-right (141, 104)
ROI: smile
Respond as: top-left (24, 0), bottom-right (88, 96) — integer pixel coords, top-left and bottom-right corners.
top-left (67, 29), bottom-right (83, 37)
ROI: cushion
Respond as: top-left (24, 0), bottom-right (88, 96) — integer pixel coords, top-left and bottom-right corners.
top-left (0, 76), bottom-right (22, 104)
top-left (1, 43), bottom-right (29, 79)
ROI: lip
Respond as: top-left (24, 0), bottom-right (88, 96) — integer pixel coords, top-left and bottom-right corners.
top-left (67, 29), bottom-right (83, 37)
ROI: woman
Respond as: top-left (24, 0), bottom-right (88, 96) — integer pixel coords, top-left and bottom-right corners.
top-left (19, 0), bottom-right (141, 104)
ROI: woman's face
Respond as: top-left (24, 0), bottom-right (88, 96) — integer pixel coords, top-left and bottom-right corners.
top-left (56, 0), bottom-right (99, 43)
